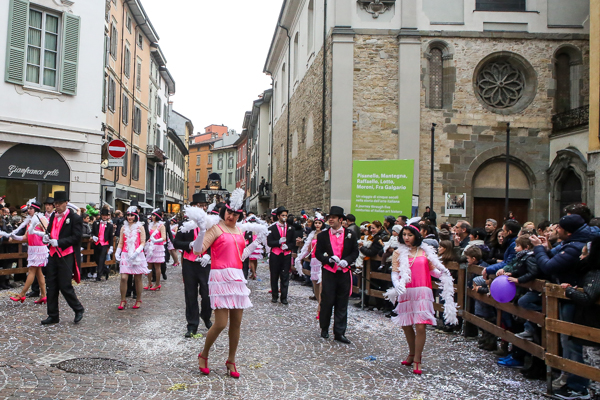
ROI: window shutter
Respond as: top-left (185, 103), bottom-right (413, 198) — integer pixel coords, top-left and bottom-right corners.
top-left (4, 0), bottom-right (29, 85)
top-left (59, 12), bottom-right (80, 95)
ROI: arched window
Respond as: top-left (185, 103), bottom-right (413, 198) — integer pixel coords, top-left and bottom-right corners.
top-left (553, 45), bottom-right (583, 114)
top-left (555, 53), bottom-right (571, 113)
top-left (307, 0), bottom-right (314, 54)
top-left (293, 33), bottom-right (300, 80)
top-left (429, 48), bottom-right (443, 109)
top-left (281, 63), bottom-right (287, 107)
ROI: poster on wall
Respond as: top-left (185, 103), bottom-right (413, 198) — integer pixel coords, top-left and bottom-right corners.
top-left (351, 160), bottom-right (414, 223)
top-left (444, 193), bottom-right (467, 217)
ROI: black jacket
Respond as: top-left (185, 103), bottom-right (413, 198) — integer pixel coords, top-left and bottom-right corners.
top-left (509, 252), bottom-right (542, 284)
top-left (566, 269), bottom-right (600, 347)
top-left (359, 231), bottom-right (385, 270)
top-left (267, 223), bottom-right (296, 254)
top-left (91, 220), bottom-right (114, 246)
top-left (315, 227), bottom-right (359, 269)
top-left (174, 228), bottom-right (210, 258)
top-left (47, 210), bottom-right (83, 266)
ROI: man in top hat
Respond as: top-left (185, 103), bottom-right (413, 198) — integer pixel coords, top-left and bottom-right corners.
top-left (267, 206), bottom-right (295, 304)
top-left (315, 206), bottom-right (359, 343)
top-left (41, 191), bottom-right (85, 325)
top-left (44, 197), bottom-right (55, 220)
top-left (174, 192), bottom-right (213, 337)
top-left (91, 208), bottom-right (114, 281)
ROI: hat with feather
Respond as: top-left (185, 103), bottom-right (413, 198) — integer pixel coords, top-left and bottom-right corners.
top-left (219, 188), bottom-right (245, 222)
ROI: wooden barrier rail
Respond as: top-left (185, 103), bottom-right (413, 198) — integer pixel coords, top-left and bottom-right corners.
top-left (0, 238), bottom-right (117, 276)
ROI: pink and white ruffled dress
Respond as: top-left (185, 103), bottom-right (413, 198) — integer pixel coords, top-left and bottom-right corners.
top-left (120, 226), bottom-right (151, 275)
top-left (309, 239), bottom-right (322, 281)
top-left (391, 255), bottom-right (436, 327)
top-left (248, 234), bottom-right (263, 260)
top-left (167, 226), bottom-right (176, 251)
top-left (145, 227), bottom-right (165, 263)
top-left (208, 225), bottom-right (252, 310)
top-left (27, 224), bottom-right (48, 267)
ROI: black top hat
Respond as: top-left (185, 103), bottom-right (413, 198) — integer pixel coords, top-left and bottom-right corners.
top-left (327, 206), bottom-right (346, 219)
top-left (29, 200), bottom-right (42, 211)
top-left (130, 199), bottom-right (139, 207)
top-left (191, 192), bottom-right (208, 205)
top-left (44, 197), bottom-right (54, 205)
top-left (53, 191), bottom-right (69, 203)
top-left (100, 208), bottom-right (110, 216)
top-left (275, 206), bottom-right (288, 216)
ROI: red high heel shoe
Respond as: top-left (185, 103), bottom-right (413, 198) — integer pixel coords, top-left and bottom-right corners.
top-left (118, 300), bottom-right (127, 310)
top-left (149, 285), bottom-right (161, 291)
top-left (198, 354), bottom-right (210, 375)
top-left (34, 297), bottom-right (47, 304)
top-left (316, 312), bottom-right (320, 320)
top-left (225, 360), bottom-right (240, 379)
top-left (10, 296), bottom-right (25, 303)
top-left (132, 300), bottom-right (142, 309)
top-left (401, 354), bottom-right (415, 366)
top-left (413, 360), bottom-right (422, 375)
top-left (143, 285), bottom-right (153, 290)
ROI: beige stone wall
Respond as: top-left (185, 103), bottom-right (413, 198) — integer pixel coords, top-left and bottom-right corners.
top-left (353, 35), bottom-right (399, 160)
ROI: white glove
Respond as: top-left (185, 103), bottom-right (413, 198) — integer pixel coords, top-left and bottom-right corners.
top-left (49, 239), bottom-right (59, 247)
top-left (329, 255), bottom-right (341, 264)
top-left (115, 248), bottom-right (122, 261)
top-left (42, 234), bottom-right (50, 244)
top-left (151, 236), bottom-right (163, 244)
top-left (242, 240), bottom-right (260, 261)
top-left (192, 229), bottom-right (206, 254)
top-left (279, 237), bottom-right (286, 244)
top-left (108, 246), bottom-right (114, 255)
top-left (200, 254), bottom-right (211, 267)
top-left (10, 233), bottom-right (24, 241)
top-left (189, 241), bottom-right (195, 249)
top-left (133, 244), bottom-right (144, 257)
top-left (338, 259), bottom-right (348, 268)
top-left (92, 236), bottom-right (99, 242)
top-left (281, 244), bottom-right (288, 250)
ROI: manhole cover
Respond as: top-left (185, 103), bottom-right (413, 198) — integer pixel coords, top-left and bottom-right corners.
top-left (53, 357), bottom-right (128, 374)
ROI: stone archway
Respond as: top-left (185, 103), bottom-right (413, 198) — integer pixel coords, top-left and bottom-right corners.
top-left (548, 147), bottom-right (588, 221)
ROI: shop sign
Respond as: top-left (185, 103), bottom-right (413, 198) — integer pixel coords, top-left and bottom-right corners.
top-left (0, 144), bottom-right (69, 183)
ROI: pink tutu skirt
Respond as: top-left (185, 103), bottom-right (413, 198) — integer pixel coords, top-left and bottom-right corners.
top-left (208, 267), bottom-right (253, 310)
top-left (27, 245), bottom-right (49, 267)
top-left (167, 240), bottom-right (174, 251)
top-left (119, 252), bottom-right (151, 275)
top-left (146, 243), bottom-right (165, 264)
top-left (391, 286), bottom-right (436, 327)
top-left (310, 258), bottom-right (322, 281)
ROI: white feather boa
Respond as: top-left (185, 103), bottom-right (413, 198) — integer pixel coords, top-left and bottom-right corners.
top-left (384, 243), bottom-right (458, 325)
top-left (180, 206), bottom-right (220, 233)
top-left (237, 220), bottom-right (269, 248)
top-left (123, 221), bottom-right (144, 266)
top-left (144, 221), bottom-right (164, 260)
top-left (295, 230), bottom-right (316, 275)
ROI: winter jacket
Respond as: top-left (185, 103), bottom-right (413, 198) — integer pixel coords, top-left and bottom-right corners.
top-left (534, 224), bottom-right (595, 285)
top-left (360, 231), bottom-right (385, 270)
top-left (565, 269), bottom-right (600, 347)
top-left (485, 235), bottom-right (517, 275)
top-left (508, 251), bottom-right (542, 284)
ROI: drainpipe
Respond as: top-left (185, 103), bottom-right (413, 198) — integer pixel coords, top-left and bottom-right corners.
top-left (321, 0), bottom-right (328, 171)
top-left (278, 23), bottom-right (292, 185)
top-left (269, 77), bottom-right (274, 203)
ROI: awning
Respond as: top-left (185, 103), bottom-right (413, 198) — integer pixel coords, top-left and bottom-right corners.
top-left (115, 198), bottom-right (131, 205)
top-left (139, 201), bottom-right (153, 209)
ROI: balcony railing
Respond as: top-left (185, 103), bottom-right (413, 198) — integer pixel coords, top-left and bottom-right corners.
top-left (147, 145), bottom-right (165, 162)
top-left (552, 105), bottom-right (589, 133)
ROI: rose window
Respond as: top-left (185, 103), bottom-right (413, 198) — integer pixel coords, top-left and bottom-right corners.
top-left (476, 62), bottom-right (525, 109)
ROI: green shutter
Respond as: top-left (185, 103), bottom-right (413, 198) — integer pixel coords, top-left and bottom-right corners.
top-left (59, 12), bottom-right (80, 95)
top-left (4, 0), bottom-right (29, 85)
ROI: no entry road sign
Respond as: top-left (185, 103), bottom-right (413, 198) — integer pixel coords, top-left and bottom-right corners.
top-left (108, 140), bottom-right (127, 158)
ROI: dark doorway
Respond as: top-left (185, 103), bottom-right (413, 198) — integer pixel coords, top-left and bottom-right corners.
top-left (473, 198), bottom-right (530, 228)
top-left (559, 170), bottom-right (582, 216)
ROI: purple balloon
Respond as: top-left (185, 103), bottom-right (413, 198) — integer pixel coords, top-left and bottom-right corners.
top-left (490, 275), bottom-right (517, 303)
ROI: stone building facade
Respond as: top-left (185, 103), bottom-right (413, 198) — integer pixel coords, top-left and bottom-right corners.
top-left (264, 0), bottom-right (590, 224)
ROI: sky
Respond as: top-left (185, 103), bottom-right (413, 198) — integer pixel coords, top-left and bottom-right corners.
top-left (141, 0), bottom-right (283, 134)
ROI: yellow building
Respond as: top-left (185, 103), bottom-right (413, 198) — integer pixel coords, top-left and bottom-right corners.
top-left (590, 0), bottom-right (600, 216)
top-left (101, 0), bottom-right (158, 211)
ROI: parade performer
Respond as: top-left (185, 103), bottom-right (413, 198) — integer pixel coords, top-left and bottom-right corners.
top-left (315, 206), bottom-right (359, 344)
top-left (295, 212), bottom-right (325, 318)
top-left (174, 193), bottom-right (214, 338)
top-left (9, 199), bottom-right (49, 304)
top-left (384, 218), bottom-right (458, 374)
top-left (115, 206), bottom-right (151, 310)
top-left (91, 208), bottom-right (114, 281)
top-left (245, 215), bottom-right (264, 280)
top-left (144, 209), bottom-right (166, 291)
top-left (167, 217), bottom-right (180, 267)
top-left (40, 191), bottom-right (85, 325)
top-left (184, 188), bottom-right (267, 378)
top-left (267, 206), bottom-right (295, 304)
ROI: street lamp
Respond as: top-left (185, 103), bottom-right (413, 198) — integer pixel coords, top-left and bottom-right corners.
top-left (430, 123), bottom-right (436, 211)
top-left (505, 122), bottom-right (510, 218)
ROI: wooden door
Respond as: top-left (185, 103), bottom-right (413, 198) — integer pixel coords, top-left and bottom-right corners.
top-left (473, 198), bottom-right (530, 228)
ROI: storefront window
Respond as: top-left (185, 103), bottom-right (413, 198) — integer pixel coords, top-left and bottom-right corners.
top-left (0, 179), bottom-right (67, 208)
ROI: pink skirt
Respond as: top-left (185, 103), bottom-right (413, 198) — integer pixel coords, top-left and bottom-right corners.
top-left (146, 243), bottom-right (165, 264)
top-left (119, 253), bottom-right (151, 275)
top-left (208, 268), bottom-right (252, 310)
top-left (27, 245), bottom-right (48, 267)
top-left (167, 240), bottom-right (174, 251)
top-left (391, 286), bottom-right (436, 327)
top-left (310, 258), bottom-right (322, 281)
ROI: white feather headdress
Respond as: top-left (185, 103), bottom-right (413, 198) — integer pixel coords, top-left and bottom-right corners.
top-left (126, 206), bottom-right (138, 214)
top-left (406, 216), bottom-right (421, 226)
top-left (229, 188), bottom-right (245, 211)
top-left (26, 197), bottom-right (37, 207)
top-left (207, 197), bottom-right (217, 213)
top-left (314, 211), bottom-right (324, 221)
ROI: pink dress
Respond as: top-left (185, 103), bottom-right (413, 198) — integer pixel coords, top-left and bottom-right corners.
top-left (309, 238), bottom-right (322, 281)
top-left (27, 224), bottom-right (48, 267)
top-left (391, 255), bottom-right (436, 327)
top-left (167, 226), bottom-right (176, 251)
top-left (208, 225), bottom-right (252, 310)
top-left (120, 227), bottom-right (151, 275)
top-left (145, 227), bottom-right (165, 263)
top-left (249, 234), bottom-right (263, 260)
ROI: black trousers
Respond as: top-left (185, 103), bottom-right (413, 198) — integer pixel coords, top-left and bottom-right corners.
top-left (182, 259), bottom-right (211, 331)
top-left (269, 253), bottom-right (291, 301)
top-left (46, 254), bottom-right (84, 319)
top-left (320, 268), bottom-right (351, 337)
top-left (94, 245), bottom-right (109, 276)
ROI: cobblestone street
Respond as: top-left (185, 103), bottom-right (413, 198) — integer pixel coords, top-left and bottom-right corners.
top-left (0, 261), bottom-right (547, 399)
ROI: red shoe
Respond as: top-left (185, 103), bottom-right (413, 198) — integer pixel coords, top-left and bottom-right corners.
top-left (413, 360), bottom-right (422, 375)
top-left (316, 312), bottom-right (320, 320)
top-left (118, 300), bottom-right (127, 310)
top-left (143, 285), bottom-right (152, 290)
top-left (401, 354), bottom-right (415, 366)
top-left (10, 296), bottom-right (25, 303)
top-left (173, 262), bottom-right (179, 267)
top-left (34, 297), bottom-right (47, 304)
top-left (225, 360), bottom-right (240, 378)
top-left (149, 285), bottom-right (161, 291)
top-left (132, 300), bottom-right (142, 309)
top-left (198, 354), bottom-right (210, 375)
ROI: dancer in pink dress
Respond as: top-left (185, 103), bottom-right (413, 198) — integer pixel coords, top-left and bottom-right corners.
top-left (245, 215), bottom-right (264, 280)
top-left (144, 209), bottom-right (166, 291)
top-left (384, 219), bottom-right (458, 375)
top-left (185, 189), bottom-right (266, 379)
top-left (115, 206), bottom-right (151, 310)
top-left (9, 199), bottom-right (49, 304)
top-left (295, 212), bottom-right (325, 318)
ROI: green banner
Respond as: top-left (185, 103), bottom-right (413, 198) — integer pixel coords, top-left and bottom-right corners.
top-left (351, 160), bottom-right (414, 224)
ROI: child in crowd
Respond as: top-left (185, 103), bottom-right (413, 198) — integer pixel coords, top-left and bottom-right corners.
top-left (467, 247), bottom-right (496, 350)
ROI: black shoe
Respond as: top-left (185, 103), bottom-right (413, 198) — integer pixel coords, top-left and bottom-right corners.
top-left (301, 281), bottom-right (312, 287)
top-left (271, 298), bottom-right (278, 303)
top-left (74, 310), bottom-right (84, 323)
top-left (321, 330), bottom-right (329, 339)
top-left (185, 329), bottom-right (197, 338)
top-left (334, 335), bottom-right (351, 344)
top-left (352, 302), bottom-right (364, 308)
top-left (204, 320), bottom-right (213, 330)
top-left (41, 317), bottom-right (59, 325)
top-left (554, 385), bottom-right (590, 400)
top-left (95, 277), bottom-right (102, 282)
top-left (162, 273), bottom-right (167, 280)
top-left (384, 311), bottom-right (397, 318)
top-left (125, 292), bottom-right (132, 298)
top-left (26, 291), bottom-right (40, 298)
top-left (281, 299), bottom-right (288, 305)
